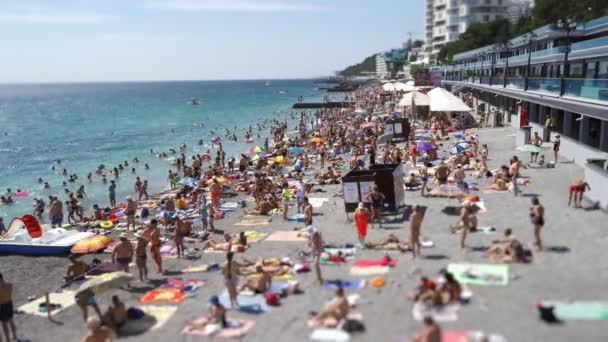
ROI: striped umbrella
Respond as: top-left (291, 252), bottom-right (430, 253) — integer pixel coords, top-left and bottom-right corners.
top-left (248, 146), bottom-right (263, 153)
top-left (77, 271), bottom-right (133, 296)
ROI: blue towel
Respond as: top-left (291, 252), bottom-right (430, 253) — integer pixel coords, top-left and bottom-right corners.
top-left (218, 290), bottom-right (270, 313)
top-left (288, 213), bottom-right (305, 222)
top-left (323, 279), bottom-right (367, 289)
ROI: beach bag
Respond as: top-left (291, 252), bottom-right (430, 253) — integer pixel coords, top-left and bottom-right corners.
top-left (265, 291), bottom-right (281, 306)
top-left (127, 307), bottom-right (145, 320)
top-left (342, 319), bottom-right (365, 333)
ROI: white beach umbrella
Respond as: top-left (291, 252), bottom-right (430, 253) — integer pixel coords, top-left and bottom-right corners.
top-left (427, 87), bottom-right (471, 112)
top-left (382, 83), bottom-right (396, 91)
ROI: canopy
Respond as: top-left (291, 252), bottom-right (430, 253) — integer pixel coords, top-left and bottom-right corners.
top-left (398, 91), bottom-right (430, 107)
top-left (382, 83), bottom-right (395, 91)
top-left (427, 87), bottom-right (471, 112)
top-left (394, 82), bottom-right (416, 92)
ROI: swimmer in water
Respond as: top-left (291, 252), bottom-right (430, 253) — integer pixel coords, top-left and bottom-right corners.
top-left (51, 165), bottom-right (56, 171)
top-left (43, 182), bottom-right (50, 189)
top-left (131, 168), bottom-right (136, 174)
top-left (145, 164), bottom-right (150, 170)
top-left (87, 173), bottom-right (92, 182)
top-left (102, 175), bottom-right (107, 183)
top-left (38, 178), bottom-right (43, 183)
top-left (124, 160), bottom-right (129, 166)
top-left (133, 157), bottom-right (139, 163)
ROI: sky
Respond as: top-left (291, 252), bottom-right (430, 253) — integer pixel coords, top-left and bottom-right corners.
top-left (0, 0), bottom-right (424, 83)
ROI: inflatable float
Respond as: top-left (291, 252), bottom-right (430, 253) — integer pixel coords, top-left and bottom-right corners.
top-left (0, 215), bottom-right (94, 255)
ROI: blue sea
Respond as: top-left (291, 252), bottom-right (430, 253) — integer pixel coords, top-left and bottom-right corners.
top-left (0, 79), bottom-right (330, 220)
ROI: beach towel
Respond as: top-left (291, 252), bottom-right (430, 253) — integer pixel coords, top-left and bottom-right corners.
top-left (288, 213), bottom-right (305, 222)
top-left (244, 230), bottom-right (268, 244)
top-left (162, 277), bottom-right (205, 294)
top-left (182, 317), bottom-right (256, 338)
top-left (474, 226), bottom-right (496, 234)
top-left (349, 266), bottom-right (390, 276)
top-left (353, 256), bottom-right (397, 268)
top-left (541, 301), bottom-right (608, 320)
top-left (323, 279), bottom-right (367, 290)
top-left (308, 197), bottom-right (329, 208)
top-left (447, 263), bottom-right (508, 286)
top-left (181, 264), bottom-right (220, 273)
top-left (234, 217), bottom-right (271, 226)
top-left (323, 247), bottom-right (356, 256)
top-left (17, 290), bottom-right (76, 317)
top-left (441, 331), bottom-right (507, 342)
top-left (412, 302), bottom-right (459, 322)
top-left (367, 242), bottom-right (409, 251)
top-left (119, 305), bottom-right (178, 335)
top-left (309, 328), bottom-right (351, 342)
top-left (139, 288), bottom-right (186, 303)
top-left (265, 231), bottom-right (307, 242)
top-left (218, 290), bottom-right (270, 313)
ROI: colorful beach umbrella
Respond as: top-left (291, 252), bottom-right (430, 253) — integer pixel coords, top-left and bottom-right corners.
top-left (416, 141), bottom-right (434, 152)
top-left (77, 271), bottom-right (133, 296)
top-left (517, 144), bottom-right (542, 153)
top-left (309, 137), bottom-right (323, 144)
top-left (248, 145), bottom-right (263, 153)
top-left (70, 235), bottom-right (113, 254)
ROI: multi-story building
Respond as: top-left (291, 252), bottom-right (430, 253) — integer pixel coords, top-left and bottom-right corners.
top-left (425, 0), bottom-right (531, 63)
top-left (442, 15), bottom-right (608, 208)
top-left (376, 54), bottom-right (389, 79)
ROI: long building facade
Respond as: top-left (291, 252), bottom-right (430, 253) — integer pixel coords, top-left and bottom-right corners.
top-left (442, 16), bottom-right (608, 208)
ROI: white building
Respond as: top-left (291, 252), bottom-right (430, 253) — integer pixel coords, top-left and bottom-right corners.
top-left (375, 53), bottom-right (389, 79)
top-left (425, 0), bottom-right (532, 63)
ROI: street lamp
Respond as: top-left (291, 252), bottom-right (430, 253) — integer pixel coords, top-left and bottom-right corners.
top-left (501, 41), bottom-right (513, 88)
top-left (489, 45), bottom-right (499, 86)
top-left (556, 16), bottom-right (577, 95)
top-left (524, 31), bottom-right (537, 91)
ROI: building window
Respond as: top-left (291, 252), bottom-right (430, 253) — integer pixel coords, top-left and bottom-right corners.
top-left (598, 61), bottom-right (608, 79)
top-left (585, 61), bottom-right (597, 79)
top-left (498, 0), bottom-right (502, 4)
top-left (566, 113), bottom-right (581, 141)
top-left (485, 0), bottom-right (491, 4)
top-left (569, 62), bottom-right (583, 78)
top-left (483, 15), bottom-right (490, 21)
top-left (588, 117), bottom-right (601, 148)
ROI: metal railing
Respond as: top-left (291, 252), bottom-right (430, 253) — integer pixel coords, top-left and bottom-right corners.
top-left (527, 77), bottom-right (561, 94)
top-left (564, 78), bottom-right (608, 101)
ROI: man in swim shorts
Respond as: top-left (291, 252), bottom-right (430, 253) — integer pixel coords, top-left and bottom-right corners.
top-left (108, 180), bottom-right (117, 207)
top-left (125, 196), bottom-right (137, 231)
top-left (0, 273), bottom-right (17, 342)
top-left (112, 233), bottom-right (134, 273)
top-left (49, 196), bottom-right (63, 227)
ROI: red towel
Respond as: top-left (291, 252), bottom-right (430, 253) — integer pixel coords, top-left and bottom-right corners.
top-left (353, 255), bottom-right (397, 268)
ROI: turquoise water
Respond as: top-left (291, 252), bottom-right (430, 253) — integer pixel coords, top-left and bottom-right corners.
top-left (0, 80), bottom-right (326, 220)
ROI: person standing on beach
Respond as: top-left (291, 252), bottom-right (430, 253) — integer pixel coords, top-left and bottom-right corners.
top-left (174, 216), bottom-right (190, 258)
top-left (134, 233), bottom-right (149, 282)
top-left (552, 135), bottom-right (560, 163)
top-left (144, 219), bottom-right (162, 274)
top-left (409, 205), bottom-right (423, 259)
top-left (112, 233), bottom-right (134, 273)
top-left (450, 205), bottom-right (473, 252)
top-left (530, 197), bottom-right (545, 251)
top-left (135, 176), bottom-right (142, 196)
top-left (354, 203), bottom-right (370, 247)
top-left (49, 196), bottom-right (63, 227)
top-left (125, 197), bottom-right (137, 231)
top-left (296, 178), bottom-right (305, 213)
top-left (367, 186), bottom-right (385, 228)
top-left (108, 180), bottom-right (117, 207)
top-left (222, 252), bottom-right (242, 308)
top-left (210, 178), bottom-right (222, 208)
top-left (140, 180), bottom-right (149, 200)
top-left (281, 184), bottom-right (291, 221)
top-left (0, 273), bottom-right (17, 342)
top-left (302, 197), bottom-right (313, 226)
top-left (307, 225), bottom-right (324, 285)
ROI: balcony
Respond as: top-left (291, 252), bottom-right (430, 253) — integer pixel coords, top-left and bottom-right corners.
top-left (480, 76), bottom-right (491, 85)
top-left (490, 77), bottom-right (503, 86)
top-left (582, 16), bottom-right (608, 31)
top-left (506, 77), bottom-right (525, 90)
top-left (527, 78), bottom-right (561, 94)
top-left (571, 36), bottom-right (608, 52)
top-left (564, 79), bottom-right (608, 101)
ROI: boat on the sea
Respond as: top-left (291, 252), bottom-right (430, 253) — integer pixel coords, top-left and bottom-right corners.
top-left (0, 215), bottom-right (94, 255)
top-left (188, 98), bottom-right (200, 106)
top-left (265, 81), bottom-right (272, 86)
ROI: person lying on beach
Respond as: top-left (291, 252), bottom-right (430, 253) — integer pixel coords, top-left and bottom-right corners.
top-left (408, 277), bottom-right (437, 302)
top-left (310, 287), bottom-right (349, 327)
top-left (64, 255), bottom-right (90, 284)
top-left (366, 233), bottom-right (408, 251)
top-left (201, 232), bottom-right (247, 252)
top-left (190, 295), bottom-right (227, 329)
top-left (487, 228), bottom-right (526, 263)
top-left (439, 272), bottom-right (462, 304)
top-left (489, 177), bottom-right (508, 191)
top-left (239, 265), bottom-right (272, 294)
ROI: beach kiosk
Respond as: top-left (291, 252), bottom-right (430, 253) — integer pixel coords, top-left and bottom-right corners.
top-left (341, 164), bottom-right (404, 219)
top-left (384, 117), bottom-right (410, 141)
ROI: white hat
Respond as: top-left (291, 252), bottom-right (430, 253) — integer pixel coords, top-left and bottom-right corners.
top-left (358, 202), bottom-right (364, 209)
top-left (119, 232), bottom-right (129, 239)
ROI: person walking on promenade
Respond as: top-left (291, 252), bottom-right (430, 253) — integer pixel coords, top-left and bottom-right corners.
top-left (353, 202), bottom-right (370, 247)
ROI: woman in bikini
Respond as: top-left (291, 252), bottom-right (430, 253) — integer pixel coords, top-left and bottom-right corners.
top-left (530, 197), bottom-right (545, 251)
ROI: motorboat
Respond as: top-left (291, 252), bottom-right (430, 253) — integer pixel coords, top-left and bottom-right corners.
top-left (265, 81), bottom-right (272, 86)
top-left (0, 215), bottom-right (94, 256)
